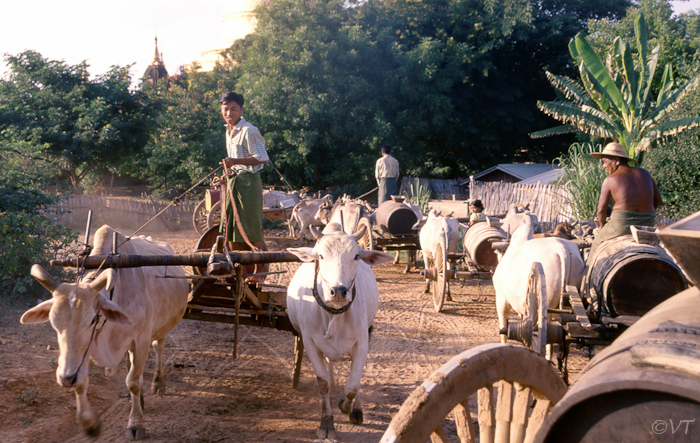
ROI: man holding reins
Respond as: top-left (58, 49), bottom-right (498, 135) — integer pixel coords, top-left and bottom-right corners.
top-left (219, 91), bottom-right (269, 282)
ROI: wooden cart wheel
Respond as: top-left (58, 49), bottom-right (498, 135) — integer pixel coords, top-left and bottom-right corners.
top-left (527, 262), bottom-right (548, 357)
top-left (356, 217), bottom-right (374, 250)
top-left (381, 343), bottom-right (568, 443)
top-left (192, 200), bottom-right (209, 235)
top-left (432, 240), bottom-right (448, 313)
top-left (207, 201), bottom-right (222, 230)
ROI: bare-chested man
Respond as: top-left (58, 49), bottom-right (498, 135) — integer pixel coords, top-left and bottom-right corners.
top-left (586, 142), bottom-right (662, 264)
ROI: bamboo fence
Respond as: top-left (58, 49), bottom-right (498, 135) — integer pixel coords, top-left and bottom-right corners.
top-left (48, 195), bottom-right (198, 232)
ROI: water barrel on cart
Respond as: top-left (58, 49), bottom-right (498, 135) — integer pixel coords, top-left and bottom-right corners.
top-left (586, 235), bottom-right (687, 317)
top-left (374, 201), bottom-right (418, 236)
top-left (462, 222), bottom-right (507, 271)
top-left (535, 287), bottom-right (700, 443)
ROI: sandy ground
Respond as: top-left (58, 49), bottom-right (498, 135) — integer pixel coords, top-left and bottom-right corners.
top-left (0, 226), bottom-right (589, 443)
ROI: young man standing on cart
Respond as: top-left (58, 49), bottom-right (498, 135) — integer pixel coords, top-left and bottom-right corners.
top-left (219, 91), bottom-right (269, 283)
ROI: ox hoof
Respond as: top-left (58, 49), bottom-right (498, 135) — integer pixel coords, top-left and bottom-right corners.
top-left (126, 425), bottom-right (146, 440)
top-left (338, 398), bottom-right (351, 415)
top-left (151, 381), bottom-right (166, 396)
top-left (317, 416), bottom-right (335, 440)
top-left (349, 407), bottom-right (363, 424)
top-left (83, 420), bottom-right (101, 438)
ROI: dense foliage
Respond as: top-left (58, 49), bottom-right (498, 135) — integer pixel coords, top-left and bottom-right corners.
top-left (533, 11), bottom-right (700, 161)
top-left (0, 51), bottom-right (155, 189)
top-left (0, 143), bottom-right (78, 297)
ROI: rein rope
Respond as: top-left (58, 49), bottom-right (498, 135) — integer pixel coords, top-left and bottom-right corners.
top-left (310, 259), bottom-right (357, 315)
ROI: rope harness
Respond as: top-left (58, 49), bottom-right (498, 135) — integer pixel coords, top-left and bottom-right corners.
top-left (310, 259), bottom-right (357, 315)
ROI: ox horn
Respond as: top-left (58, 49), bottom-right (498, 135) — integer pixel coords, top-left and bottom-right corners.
top-left (310, 225), bottom-right (324, 240)
top-left (352, 226), bottom-right (367, 242)
top-left (31, 264), bottom-right (60, 293)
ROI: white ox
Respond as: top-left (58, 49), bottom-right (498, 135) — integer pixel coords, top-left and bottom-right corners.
top-left (499, 203), bottom-right (539, 237)
top-left (316, 196), bottom-right (373, 235)
top-left (262, 189), bottom-right (303, 208)
top-left (493, 220), bottom-right (584, 344)
top-left (288, 195), bottom-right (333, 239)
top-left (419, 210), bottom-right (459, 293)
top-left (20, 225), bottom-right (189, 440)
top-left (286, 225), bottom-right (393, 440)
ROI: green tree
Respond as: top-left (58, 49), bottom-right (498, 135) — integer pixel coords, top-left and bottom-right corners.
top-left (532, 11), bottom-right (700, 161)
top-left (127, 66), bottom-right (233, 193)
top-left (0, 51), bottom-right (154, 188)
top-left (0, 141), bottom-right (78, 297)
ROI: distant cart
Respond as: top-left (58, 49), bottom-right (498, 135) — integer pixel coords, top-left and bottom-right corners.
top-left (421, 219), bottom-right (506, 312)
top-left (192, 188), bottom-right (294, 235)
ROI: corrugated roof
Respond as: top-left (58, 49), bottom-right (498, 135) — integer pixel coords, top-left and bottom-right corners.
top-left (518, 168), bottom-right (564, 185)
top-left (473, 163), bottom-right (560, 181)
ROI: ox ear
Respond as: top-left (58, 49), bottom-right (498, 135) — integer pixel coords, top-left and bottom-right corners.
top-left (287, 247), bottom-right (317, 263)
top-left (20, 299), bottom-right (54, 324)
top-left (96, 293), bottom-right (131, 325)
top-left (89, 269), bottom-right (115, 293)
top-left (31, 264), bottom-right (60, 293)
top-left (358, 249), bottom-right (394, 266)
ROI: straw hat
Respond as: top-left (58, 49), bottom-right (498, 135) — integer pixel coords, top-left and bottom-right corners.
top-left (590, 142), bottom-right (630, 160)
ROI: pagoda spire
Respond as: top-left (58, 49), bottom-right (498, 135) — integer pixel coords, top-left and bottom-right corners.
top-left (153, 36), bottom-right (162, 64)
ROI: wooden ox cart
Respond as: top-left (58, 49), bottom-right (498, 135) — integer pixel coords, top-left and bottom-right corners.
top-left (356, 199), bottom-right (423, 273)
top-left (192, 188), bottom-right (295, 235)
top-left (52, 223), bottom-right (307, 387)
top-left (500, 223), bottom-right (688, 379)
top-left (381, 211), bottom-right (700, 443)
top-left (420, 218), bottom-right (506, 312)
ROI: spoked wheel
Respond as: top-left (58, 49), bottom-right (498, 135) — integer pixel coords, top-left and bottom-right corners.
top-left (527, 262), bottom-right (548, 357)
top-left (431, 240), bottom-right (448, 312)
top-left (381, 343), bottom-right (568, 443)
top-left (207, 201), bottom-right (222, 231)
top-left (356, 217), bottom-right (374, 250)
top-left (192, 200), bottom-right (209, 235)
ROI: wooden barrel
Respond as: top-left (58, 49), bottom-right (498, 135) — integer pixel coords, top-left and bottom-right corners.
top-left (535, 287), bottom-right (700, 442)
top-left (586, 235), bottom-right (687, 317)
top-left (374, 201), bottom-right (418, 236)
top-left (462, 222), bottom-right (506, 271)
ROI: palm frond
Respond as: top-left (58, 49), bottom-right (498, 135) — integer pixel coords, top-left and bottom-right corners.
top-left (637, 117), bottom-right (700, 150)
top-left (536, 100), bottom-right (616, 138)
top-left (544, 71), bottom-right (595, 106)
top-left (529, 124), bottom-right (577, 139)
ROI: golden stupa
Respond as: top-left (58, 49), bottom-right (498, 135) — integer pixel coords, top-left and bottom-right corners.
top-left (198, 0), bottom-right (262, 70)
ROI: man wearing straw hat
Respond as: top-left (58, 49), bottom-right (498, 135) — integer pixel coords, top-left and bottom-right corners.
top-left (586, 142), bottom-right (662, 264)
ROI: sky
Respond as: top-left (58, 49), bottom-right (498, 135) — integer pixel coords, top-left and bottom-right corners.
top-left (1, 0), bottom-right (699, 83)
top-left (1, 0), bottom-right (224, 81)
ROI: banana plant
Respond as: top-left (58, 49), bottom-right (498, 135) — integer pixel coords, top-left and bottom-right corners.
top-left (532, 12), bottom-right (700, 162)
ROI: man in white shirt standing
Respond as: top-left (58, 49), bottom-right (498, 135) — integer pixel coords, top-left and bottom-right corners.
top-left (219, 91), bottom-right (269, 282)
top-left (375, 144), bottom-right (400, 205)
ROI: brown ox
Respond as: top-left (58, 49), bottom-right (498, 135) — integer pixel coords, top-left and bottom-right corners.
top-left (20, 225), bottom-right (189, 440)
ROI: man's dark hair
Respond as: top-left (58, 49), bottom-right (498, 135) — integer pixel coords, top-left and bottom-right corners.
top-left (472, 199), bottom-right (483, 209)
top-left (381, 144), bottom-right (392, 155)
top-left (220, 91), bottom-right (244, 107)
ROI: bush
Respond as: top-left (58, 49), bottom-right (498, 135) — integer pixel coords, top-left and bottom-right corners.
top-left (0, 145), bottom-right (79, 299)
top-left (644, 131), bottom-right (700, 219)
top-left (554, 143), bottom-right (607, 221)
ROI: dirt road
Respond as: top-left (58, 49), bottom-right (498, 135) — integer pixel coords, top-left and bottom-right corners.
top-left (0, 227), bottom-right (585, 443)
